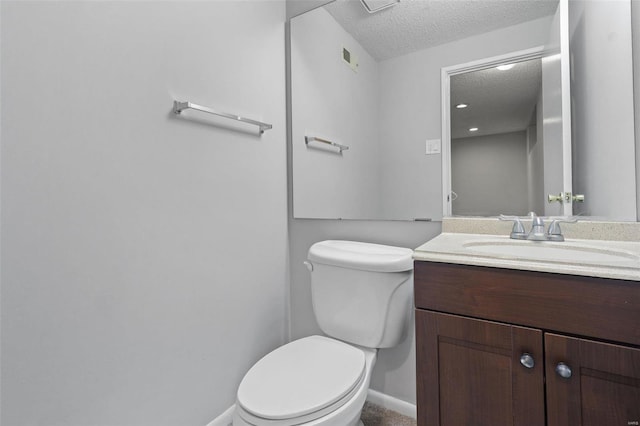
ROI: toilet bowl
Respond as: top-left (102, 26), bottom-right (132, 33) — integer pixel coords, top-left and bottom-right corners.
top-left (232, 241), bottom-right (414, 426)
top-left (232, 335), bottom-right (377, 426)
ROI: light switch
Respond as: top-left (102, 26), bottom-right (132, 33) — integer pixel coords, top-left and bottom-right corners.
top-left (425, 139), bottom-right (441, 155)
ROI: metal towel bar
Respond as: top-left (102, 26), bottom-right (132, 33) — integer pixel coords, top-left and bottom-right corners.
top-left (305, 136), bottom-right (349, 153)
top-left (173, 100), bottom-right (272, 135)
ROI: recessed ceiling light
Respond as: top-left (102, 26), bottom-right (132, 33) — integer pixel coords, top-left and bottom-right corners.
top-left (497, 64), bottom-right (515, 71)
top-left (469, 127), bottom-right (479, 132)
top-left (360, 0), bottom-right (400, 13)
top-left (456, 103), bottom-right (468, 109)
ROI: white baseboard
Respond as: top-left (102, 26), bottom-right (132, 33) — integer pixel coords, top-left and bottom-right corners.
top-left (205, 404), bottom-right (235, 426)
top-left (366, 389), bottom-right (417, 419)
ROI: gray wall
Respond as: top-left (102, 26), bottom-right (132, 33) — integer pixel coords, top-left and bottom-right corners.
top-left (452, 131), bottom-right (529, 216)
top-left (1, 2), bottom-right (287, 424)
top-left (633, 0), bottom-right (640, 221)
top-left (569, 0), bottom-right (637, 220)
top-left (291, 7), bottom-right (381, 219)
top-left (289, 15), bottom-right (554, 405)
top-left (287, 0), bottom-right (332, 19)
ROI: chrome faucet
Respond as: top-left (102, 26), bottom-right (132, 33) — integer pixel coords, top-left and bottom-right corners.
top-left (499, 213), bottom-right (577, 242)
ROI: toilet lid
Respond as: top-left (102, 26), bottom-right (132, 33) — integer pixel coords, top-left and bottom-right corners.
top-left (236, 335), bottom-right (366, 421)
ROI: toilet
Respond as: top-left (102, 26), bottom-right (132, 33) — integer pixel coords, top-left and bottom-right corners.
top-left (232, 240), bottom-right (414, 426)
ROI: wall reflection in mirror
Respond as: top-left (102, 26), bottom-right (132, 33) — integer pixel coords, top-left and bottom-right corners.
top-left (290, 0), bottom-right (639, 222)
top-left (568, 0), bottom-right (637, 221)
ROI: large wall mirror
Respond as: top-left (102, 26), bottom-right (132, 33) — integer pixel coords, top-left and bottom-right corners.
top-left (290, 0), bottom-right (638, 221)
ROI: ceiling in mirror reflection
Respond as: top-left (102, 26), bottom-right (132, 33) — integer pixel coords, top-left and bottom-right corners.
top-left (325, 0), bottom-right (558, 60)
top-left (450, 58), bottom-right (541, 139)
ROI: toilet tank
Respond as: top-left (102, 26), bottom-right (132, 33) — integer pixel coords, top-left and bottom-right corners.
top-left (307, 240), bottom-right (414, 349)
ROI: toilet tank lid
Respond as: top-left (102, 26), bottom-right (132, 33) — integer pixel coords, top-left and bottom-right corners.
top-left (308, 240), bottom-right (414, 272)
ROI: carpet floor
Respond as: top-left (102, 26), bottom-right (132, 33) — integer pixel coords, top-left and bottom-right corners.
top-left (360, 402), bottom-right (417, 426)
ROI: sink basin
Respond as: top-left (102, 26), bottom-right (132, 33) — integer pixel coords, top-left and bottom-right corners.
top-left (463, 240), bottom-right (640, 263)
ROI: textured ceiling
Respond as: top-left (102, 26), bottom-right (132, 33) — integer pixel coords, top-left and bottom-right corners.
top-left (318, 0), bottom-right (551, 138)
top-left (450, 58), bottom-right (542, 139)
top-left (325, 0), bottom-right (559, 60)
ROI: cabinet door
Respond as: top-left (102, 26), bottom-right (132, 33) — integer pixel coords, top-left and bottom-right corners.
top-left (416, 310), bottom-right (545, 426)
top-left (546, 333), bottom-right (640, 426)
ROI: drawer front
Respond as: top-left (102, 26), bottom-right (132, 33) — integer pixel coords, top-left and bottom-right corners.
top-left (414, 261), bottom-right (640, 346)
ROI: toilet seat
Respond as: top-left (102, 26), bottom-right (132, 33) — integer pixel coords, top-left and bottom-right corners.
top-left (236, 336), bottom-right (366, 425)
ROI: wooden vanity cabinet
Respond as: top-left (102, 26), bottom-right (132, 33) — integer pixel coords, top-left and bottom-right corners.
top-left (414, 261), bottom-right (640, 426)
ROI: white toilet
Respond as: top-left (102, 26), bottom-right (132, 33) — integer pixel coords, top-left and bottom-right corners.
top-left (232, 240), bottom-right (414, 426)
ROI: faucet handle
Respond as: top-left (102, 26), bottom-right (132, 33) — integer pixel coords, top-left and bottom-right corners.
top-left (547, 217), bottom-right (579, 242)
top-left (499, 215), bottom-right (527, 239)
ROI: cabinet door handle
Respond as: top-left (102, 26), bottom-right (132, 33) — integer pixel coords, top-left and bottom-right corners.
top-left (520, 353), bottom-right (535, 369)
top-left (555, 362), bottom-right (572, 379)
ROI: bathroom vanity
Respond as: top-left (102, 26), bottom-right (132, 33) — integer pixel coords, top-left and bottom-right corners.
top-left (413, 220), bottom-right (640, 426)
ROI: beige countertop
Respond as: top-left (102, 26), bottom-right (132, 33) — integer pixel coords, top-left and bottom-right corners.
top-left (414, 218), bottom-right (640, 281)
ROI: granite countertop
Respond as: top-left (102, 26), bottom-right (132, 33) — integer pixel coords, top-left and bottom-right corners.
top-left (413, 218), bottom-right (640, 282)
